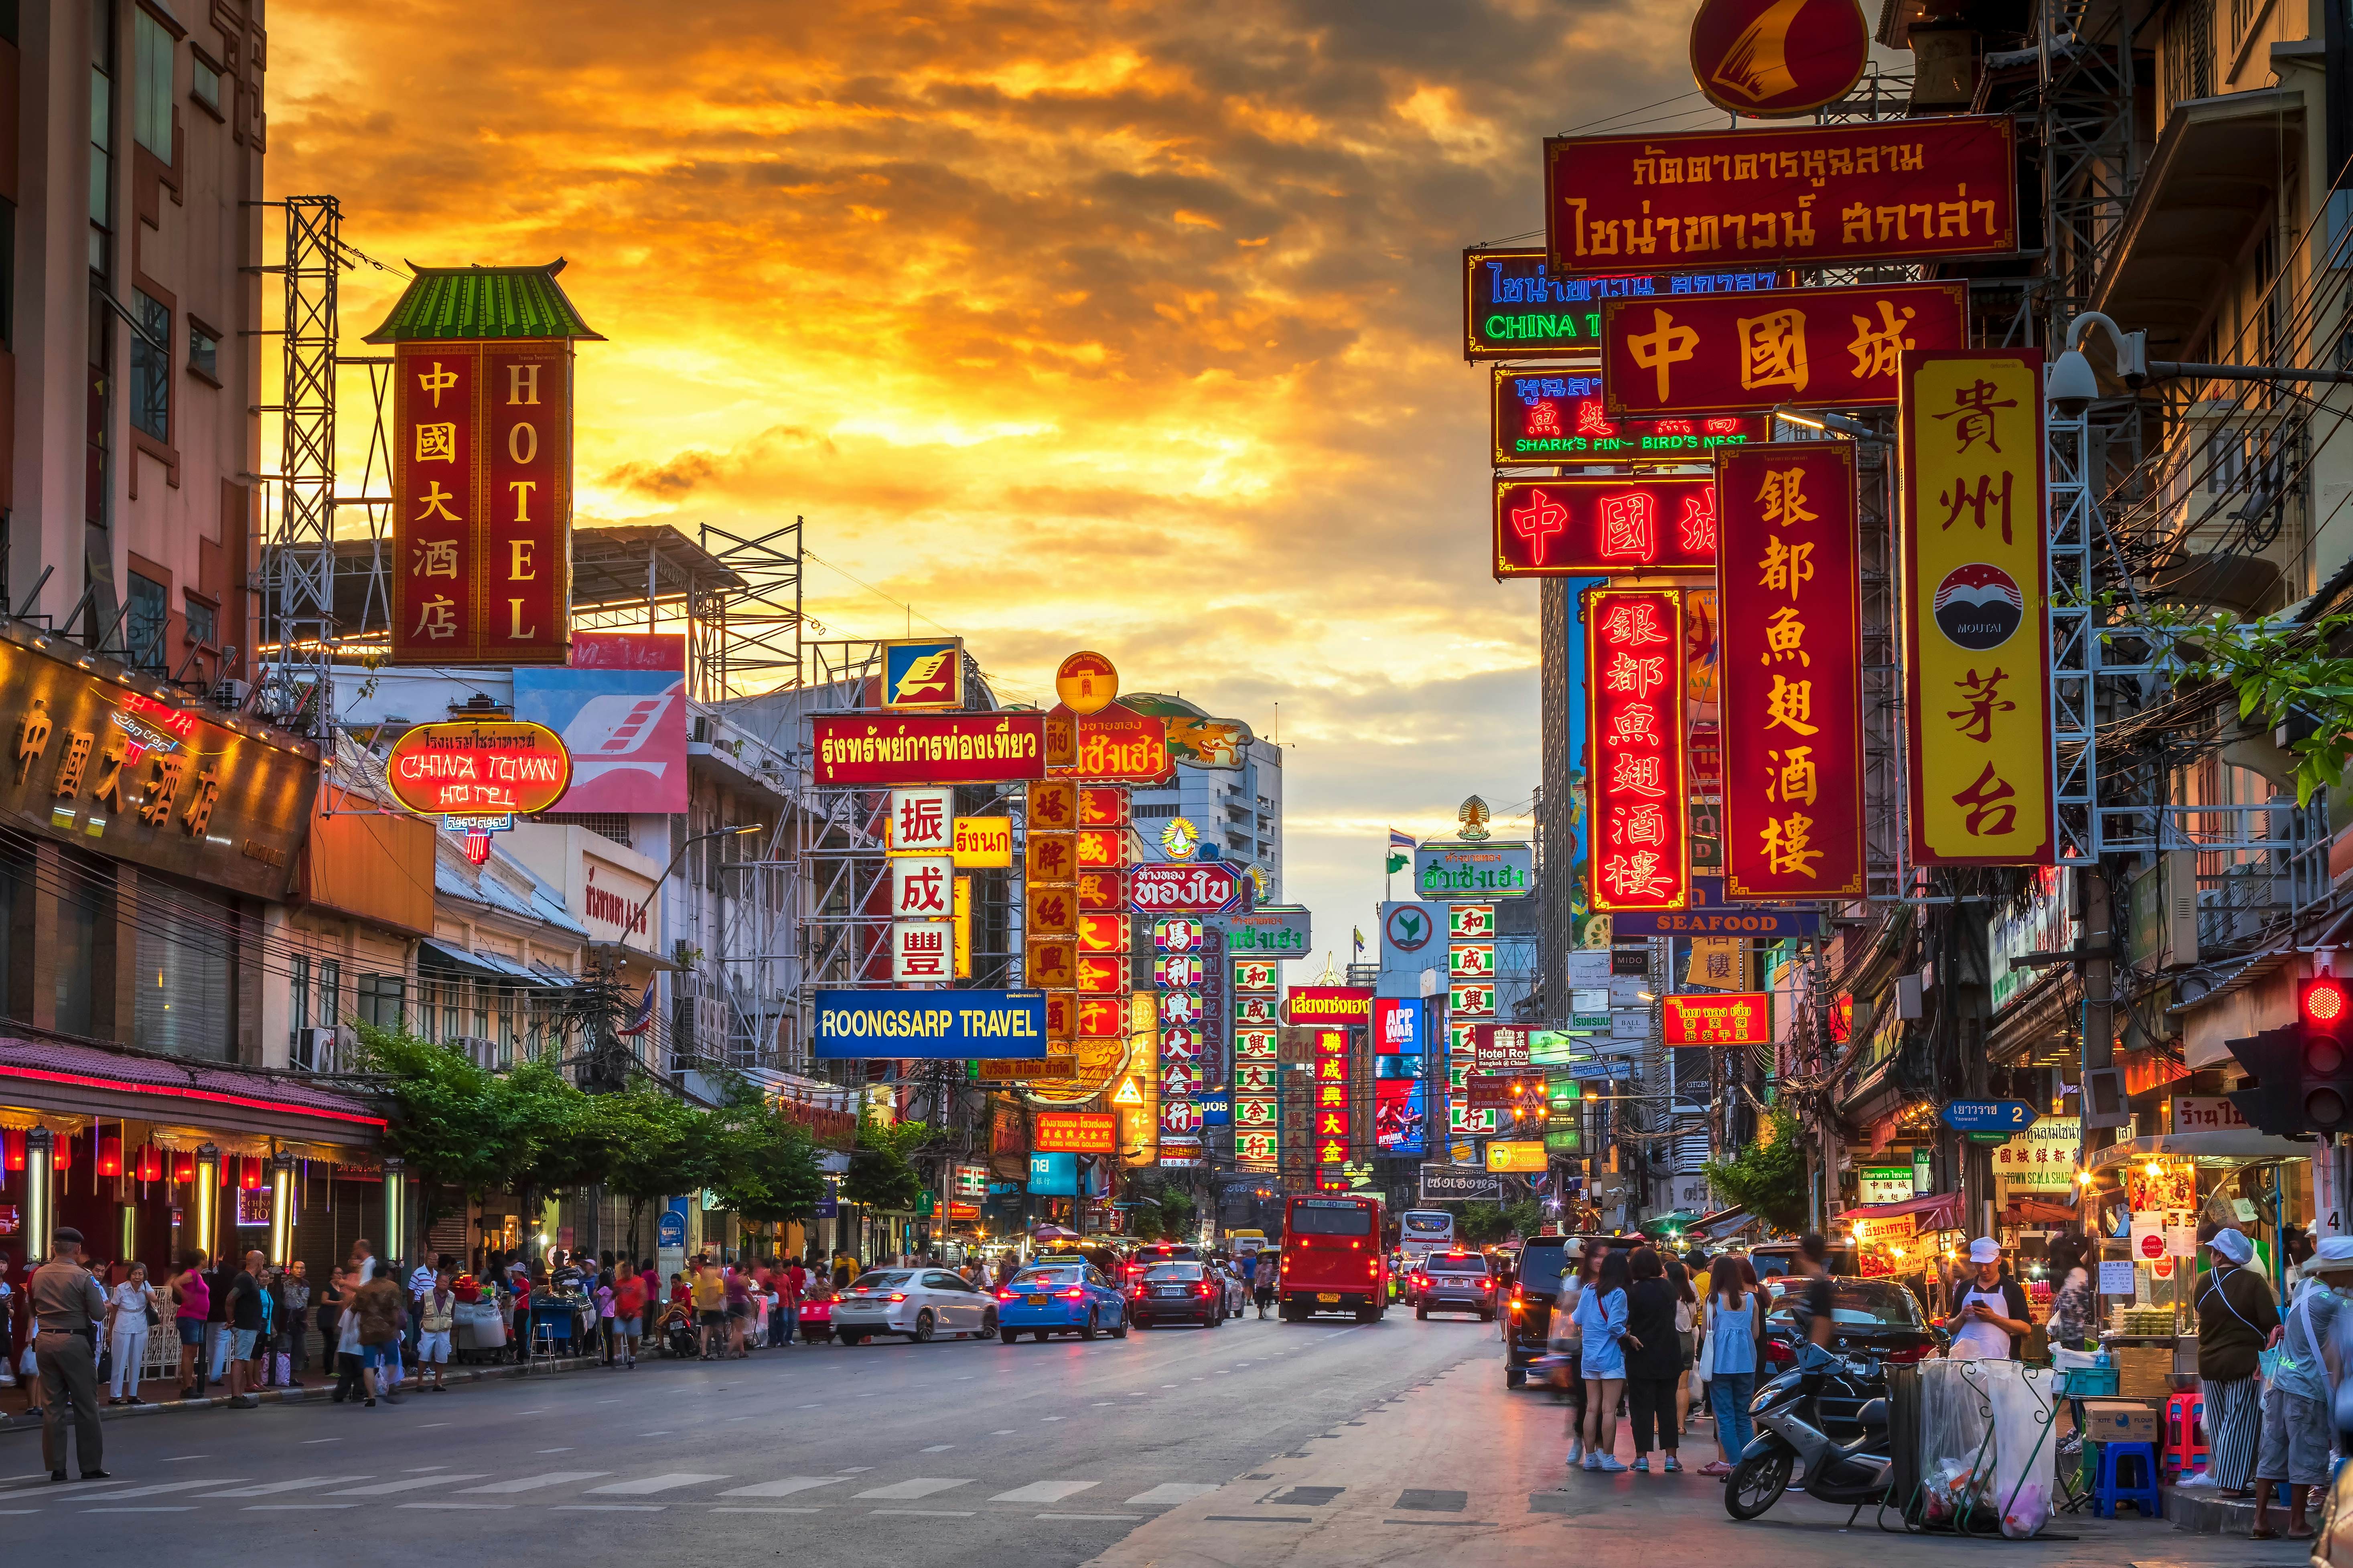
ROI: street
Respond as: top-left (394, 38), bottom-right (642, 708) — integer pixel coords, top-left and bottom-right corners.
top-left (0, 1314), bottom-right (2292, 1568)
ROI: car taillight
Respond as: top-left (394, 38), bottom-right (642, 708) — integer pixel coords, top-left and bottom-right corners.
top-left (1195, 1282), bottom-right (1215, 1297)
top-left (888, 1292), bottom-right (906, 1302)
top-left (1061, 1287), bottom-right (1085, 1299)
top-left (1481, 1278), bottom-right (1495, 1290)
top-left (1883, 1342), bottom-right (1931, 1364)
top-left (1765, 1340), bottom-right (1793, 1366)
top-left (997, 1290), bottom-right (1017, 1301)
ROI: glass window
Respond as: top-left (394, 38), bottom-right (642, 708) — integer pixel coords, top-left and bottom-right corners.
top-left (318, 958), bottom-right (339, 1031)
top-left (130, 289), bottom-right (168, 440)
top-left (183, 596), bottom-right (215, 649)
top-left (126, 571), bottom-right (166, 669)
top-left (187, 320), bottom-right (215, 380)
top-left (191, 56), bottom-right (219, 113)
top-left (132, 10), bottom-right (170, 158)
top-left (1141, 1263), bottom-right (1204, 1280)
top-left (289, 953), bottom-right (310, 1064)
top-left (442, 976), bottom-right (461, 1042)
top-left (358, 972), bottom-right (404, 1029)
top-left (1286, 1201), bottom-right (1373, 1237)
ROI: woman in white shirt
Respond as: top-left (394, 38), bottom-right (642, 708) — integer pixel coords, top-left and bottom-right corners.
top-left (104, 1262), bottom-right (156, 1405)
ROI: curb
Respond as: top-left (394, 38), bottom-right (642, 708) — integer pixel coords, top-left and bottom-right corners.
top-left (2162, 1485), bottom-right (2259, 1535)
top-left (0, 1353), bottom-right (612, 1433)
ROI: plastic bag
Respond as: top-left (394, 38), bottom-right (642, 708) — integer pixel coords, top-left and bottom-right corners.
top-left (1985, 1361), bottom-right (2059, 1539)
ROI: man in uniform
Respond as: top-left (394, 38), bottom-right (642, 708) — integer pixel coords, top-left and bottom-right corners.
top-left (32, 1226), bottom-right (108, 1481)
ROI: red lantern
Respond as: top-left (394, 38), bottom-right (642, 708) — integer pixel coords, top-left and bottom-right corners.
top-left (171, 1151), bottom-right (195, 1184)
top-left (238, 1156), bottom-right (262, 1191)
top-left (97, 1133), bottom-right (122, 1177)
top-left (51, 1133), bottom-right (72, 1172)
top-left (135, 1144), bottom-right (162, 1183)
top-left (2, 1130), bottom-right (21, 1171)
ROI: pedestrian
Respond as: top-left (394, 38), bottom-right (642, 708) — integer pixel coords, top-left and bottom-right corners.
top-left (1667, 1256), bottom-right (1700, 1434)
top-left (220, 1248), bottom-right (267, 1409)
top-left (2197, 1226), bottom-right (2280, 1498)
top-left (694, 1259), bottom-right (728, 1359)
top-left (2044, 1235), bottom-right (2094, 1354)
top-left (348, 1237), bottom-right (377, 1285)
top-left (278, 1260), bottom-right (311, 1384)
top-left (1942, 1238), bottom-right (2031, 1359)
top-left (613, 1261), bottom-right (645, 1368)
top-left (1552, 1246), bottom-right (1590, 1468)
top-left (416, 1269), bottom-right (455, 1392)
top-left (168, 1249), bottom-right (209, 1399)
top-left (320, 1266), bottom-right (358, 1403)
top-left (724, 1263), bottom-right (753, 1358)
top-left (1698, 1257), bottom-right (1766, 1477)
top-left (2252, 1235), bottom-right (2353, 1540)
top-left (0, 1250), bottom-right (19, 1397)
top-left (775, 1258), bottom-right (800, 1346)
top-left (102, 1261), bottom-right (155, 1406)
top-left (350, 1259), bottom-right (406, 1407)
top-left (1623, 1247), bottom-right (1682, 1473)
top-left (406, 1254), bottom-right (438, 1363)
top-left (202, 1249), bottom-right (233, 1388)
top-left (31, 1227), bottom-right (108, 1481)
top-left (1574, 1245), bottom-right (1632, 1473)
top-left (332, 1269), bottom-right (367, 1404)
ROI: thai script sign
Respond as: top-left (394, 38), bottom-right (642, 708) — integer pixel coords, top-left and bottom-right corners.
top-left (1493, 367), bottom-right (1765, 464)
top-left (1033, 1110), bottom-right (1116, 1154)
top-left (811, 713), bottom-right (1047, 786)
top-left (1461, 249), bottom-right (1782, 359)
top-left (1131, 862), bottom-right (1245, 913)
top-left (1414, 841), bottom-right (1534, 899)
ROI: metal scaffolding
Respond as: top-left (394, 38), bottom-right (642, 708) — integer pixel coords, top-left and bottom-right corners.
top-left (256, 196), bottom-right (346, 737)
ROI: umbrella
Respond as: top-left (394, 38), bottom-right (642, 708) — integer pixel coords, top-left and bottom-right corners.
top-left (1029, 1224), bottom-right (1080, 1242)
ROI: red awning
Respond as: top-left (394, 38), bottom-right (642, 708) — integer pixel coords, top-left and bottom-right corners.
top-left (1842, 1191), bottom-right (1963, 1230)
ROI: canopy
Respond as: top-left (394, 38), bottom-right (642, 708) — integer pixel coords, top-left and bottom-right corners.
top-left (1842, 1191), bottom-right (1964, 1232)
top-left (2085, 1130), bottom-right (2312, 1173)
top-left (1640, 1210), bottom-right (1702, 1236)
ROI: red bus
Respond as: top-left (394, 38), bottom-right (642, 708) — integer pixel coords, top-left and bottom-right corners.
top-left (1276, 1194), bottom-right (1387, 1322)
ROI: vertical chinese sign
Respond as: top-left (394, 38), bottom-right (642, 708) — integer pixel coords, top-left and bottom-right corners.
top-left (368, 263), bottom-right (600, 665)
top-left (888, 787), bottom-right (956, 982)
top-left (1447, 904), bottom-right (1499, 1141)
top-left (1155, 914), bottom-right (1205, 1167)
top-left (1586, 587), bottom-right (1690, 912)
top-left (1026, 779), bottom-right (1080, 1070)
top-left (1233, 957), bottom-right (1280, 1171)
top-left (1715, 442), bottom-right (1864, 900)
top-left (1314, 1028), bottom-right (1351, 1190)
top-left (1899, 350), bottom-right (2053, 865)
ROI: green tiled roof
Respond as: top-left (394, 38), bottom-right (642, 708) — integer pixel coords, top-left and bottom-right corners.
top-left (361, 259), bottom-right (604, 343)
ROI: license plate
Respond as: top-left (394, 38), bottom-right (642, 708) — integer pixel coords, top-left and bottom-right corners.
top-left (1025, 1294), bottom-right (1047, 1305)
top-left (1152, 1286), bottom-right (1185, 1296)
top-left (1316, 1292), bottom-right (1340, 1303)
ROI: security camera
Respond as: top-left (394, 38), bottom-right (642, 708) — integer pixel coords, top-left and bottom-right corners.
top-left (2046, 348), bottom-right (2100, 419)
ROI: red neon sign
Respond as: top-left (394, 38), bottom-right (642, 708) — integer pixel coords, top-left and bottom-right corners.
top-left (1587, 586), bottom-right (1689, 912)
top-left (1493, 477), bottom-right (1719, 578)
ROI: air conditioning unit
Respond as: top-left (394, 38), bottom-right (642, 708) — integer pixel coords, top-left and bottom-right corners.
top-left (295, 1027), bottom-right (335, 1070)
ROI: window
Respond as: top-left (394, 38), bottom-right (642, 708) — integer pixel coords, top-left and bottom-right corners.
top-left (187, 319), bottom-right (216, 381)
top-left (357, 972), bottom-right (402, 1029)
top-left (132, 10), bottom-right (171, 158)
top-left (289, 953), bottom-right (310, 1064)
top-left (184, 595), bottom-right (215, 648)
top-left (535, 811), bottom-right (631, 847)
top-left (191, 54), bottom-right (219, 114)
top-left (442, 976), bottom-right (461, 1042)
top-left (318, 958), bottom-right (340, 1031)
top-left (130, 289), bottom-right (168, 440)
top-left (126, 571), bottom-right (167, 669)
top-left (2164, 0), bottom-right (2214, 111)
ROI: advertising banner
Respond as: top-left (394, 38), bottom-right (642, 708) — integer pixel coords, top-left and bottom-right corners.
top-left (1420, 1164), bottom-right (1505, 1202)
top-left (1313, 1027), bottom-right (1353, 1176)
top-left (1690, 0), bottom-right (1870, 117)
top-left (1045, 702), bottom-right (1172, 782)
top-left (1715, 442), bottom-right (1864, 899)
top-left (1375, 1069), bottom-right (1426, 1156)
top-left (1285, 986), bottom-right (1374, 1025)
top-left (1662, 992), bottom-right (1771, 1046)
top-left (1028, 1151), bottom-right (1077, 1195)
top-left (1373, 996), bottom-right (1424, 1054)
top-left (1463, 250), bottom-right (1781, 360)
top-left (1471, 1024), bottom-right (1533, 1071)
top-left (1131, 863), bottom-right (1245, 913)
top-left (814, 989), bottom-right (1049, 1059)
top-left (512, 632), bottom-right (687, 814)
top-left (1033, 1111), bottom-right (1116, 1154)
top-left (1493, 476), bottom-right (1719, 578)
top-left (811, 713), bottom-right (1047, 786)
top-left (1544, 117), bottom-right (2019, 276)
top-left (951, 816), bottom-right (1013, 867)
top-left (1223, 904), bottom-right (1312, 957)
top-left (880, 638), bottom-right (964, 710)
top-left (1485, 1141), bottom-right (1549, 1173)
top-left (1899, 349), bottom-right (2055, 865)
top-left (1493, 367), bottom-right (1765, 465)
top-left (1608, 874), bottom-right (1821, 938)
top-left (1414, 843), bottom-right (1534, 900)
top-left (385, 719), bottom-right (571, 817)
top-left (1587, 587), bottom-right (1690, 912)
top-left (1598, 281), bottom-right (1967, 418)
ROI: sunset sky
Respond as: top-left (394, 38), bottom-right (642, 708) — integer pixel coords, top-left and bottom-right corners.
top-left (270, 0), bottom-right (1729, 948)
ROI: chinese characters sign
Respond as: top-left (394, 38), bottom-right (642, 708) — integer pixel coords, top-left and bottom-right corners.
top-left (390, 340), bottom-right (574, 664)
top-left (1313, 1028), bottom-right (1353, 1183)
top-left (1461, 250), bottom-right (1781, 359)
top-left (1545, 118), bottom-right (2018, 276)
top-left (1493, 368), bottom-right (1765, 465)
top-left (811, 713), bottom-right (1047, 786)
top-left (1899, 350), bottom-right (2053, 865)
top-left (1598, 281), bottom-right (1967, 417)
top-left (1493, 476), bottom-right (1720, 578)
top-left (1234, 957), bottom-right (1280, 1171)
top-left (1446, 904), bottom-right (1499, 1138)
top-left (1662, 992), bottom-right (1770, 1046)
top-left (1715, 442), bottom-right (1864, 899)
top-left (1156, 897), bottom-right (1204, 1162)
top-left (1586, 588), bottom-right (1690, 913)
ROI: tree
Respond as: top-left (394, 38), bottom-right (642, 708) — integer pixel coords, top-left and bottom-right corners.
top-left (346, 1024), bottom-right (545, 1223)
top-left (1703, 1103), bottom-right (1809, 1234)
top-left (708, 1104), bottom-right (826, 1226)
top-left (1129, 1201), bottom-right (1164, 1242)
top-left (596, 1090), bottom-right (726, 1256)
top-left (1457, 1201), bottom-right (1511, 1245)
top-left (840, 1116), bottom-right (928, 1213)
top-left (1156, 1187), bottom-right (1197, 1243)
top-left (2158, 608), bottom-right (2353, 806)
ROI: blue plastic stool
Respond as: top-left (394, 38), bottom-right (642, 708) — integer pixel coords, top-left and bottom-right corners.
top-left (2092, 1441), bottom-right (2162, 1519)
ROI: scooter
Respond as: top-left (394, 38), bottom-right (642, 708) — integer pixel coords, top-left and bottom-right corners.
top-left (1724, 1351), bottom-right (1896, 1522)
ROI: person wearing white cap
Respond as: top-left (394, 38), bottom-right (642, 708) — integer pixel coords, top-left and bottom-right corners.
top-left (2250, 1236), bottom-right (2353, 1539)
top-left (2196, 1225), bottom-right (2280, 1497)
top-left (1940, 1237), bottom-right (2030, 1359)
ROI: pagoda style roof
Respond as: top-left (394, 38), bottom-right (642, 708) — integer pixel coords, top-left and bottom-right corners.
top-left (361, 259), bottom-right (604, 343)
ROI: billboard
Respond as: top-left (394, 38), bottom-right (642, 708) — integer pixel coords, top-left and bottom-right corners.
top-left (1493, 476), bottom-right (1719, 578)
top-left (1714, 442), bottom-right (1864, 899)
top-left (880, 638), bottom-right (964, 710)
top-left (511, 632), bottom-right (688, 814)
top-left (1462, 250), bottom-right (1781, 359)
top-left (1493, 367), bottom-right (1765, 466)
top-left (812, 713), bottom-right (1047, 786)
top-left (1373, 995), bottom-right (1424, 1055)
top-left (1663, 992), bottom-right (1772, 1047)
top-left (1544, 117), bottom-right (2019, 276)
top-left (1598, 281), bottom-right (1968, 417)
top-left (1313, 1027), bottom-right (1353, 1179)
top-left (1028, 1151), bottom-right (1078, 1195)
top-left (813, 989), bottom-right (1049, 1059)
top-left (1485, 1141), bottom-right (1549, 1174)
top-left (1414, 842), bottom-right (1534, 900)
top-left (1586, 587), bottom-right (1690, 913)
top-left (1899, 350), bottom-right (2054, 865)
top-left (1690, 0), bottom-right (1870, 117)
top-left (1224, 905), bottom-right (1312, 958)
top-left (385, 719), bottom-right (571, 817)
top-left (1285, 986), bottom-right (1374, 1025)
top-left (1376, 1063), bottom-right (1427, 1157)
top-left (1033, 1111), bottom-right (1116, 1154)
top-left (1045, 701), bottom-right (1171, 782)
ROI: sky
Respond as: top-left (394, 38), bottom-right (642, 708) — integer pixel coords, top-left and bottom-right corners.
top-left (268, 0), bottom-right (1718, 956)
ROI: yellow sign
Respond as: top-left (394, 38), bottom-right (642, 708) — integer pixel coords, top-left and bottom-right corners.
top-left (953, 874), bottom-right (973, 979)
top-left (1684, 937), bottom-right (1746, 990)
top-left (1160, 816), bottom-right (1200, 860)
top-left (1486, 1140), bottom-right (1549, 1173)
top-left (1055, 650), bottom-right (1119, 715)
top-left (951, 815), bottom-right (1013, 868)
top-left (1899, 350), bottom-right (2053, 865)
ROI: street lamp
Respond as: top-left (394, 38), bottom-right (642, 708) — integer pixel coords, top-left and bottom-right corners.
top-left (383, 1155), bottom-right (408, 1266)
top-left (267, 1150), bottom-right (297, 1265)
top-left (192, 1143), bottom-right (221, 1265)
top-left (22, 1128), bottom-right (53, 1264)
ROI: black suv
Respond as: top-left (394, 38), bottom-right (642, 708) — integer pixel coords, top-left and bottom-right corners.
top-left (1413, 1250), bottom-right (1497, 1321)
top-left (1503, 1233), bottom-right (1649, 1389)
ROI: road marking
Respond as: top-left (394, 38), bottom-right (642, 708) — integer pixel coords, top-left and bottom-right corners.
top-left (638, 1431), bottom-right (674, 1436)
top-left (1041, 1416), bottom-right (1066, 1422)
top-left (242, 1505), bottom-right (357, 1512)
top-left (989, 1430), bottom-right (1014, 1436)
top-left (795, 1403), bottom-right (822, 1409)
top-left (1039, 1513), bottom-right (1140, 1521)
top-left (868, 1508), bottom-right (974, 1517)
top-left (1128, 1483), bottom-right (1221, 1505)
top-left (1092, 1401), bottom-right (1116, 1406)
top-left (712, 1506), bottom-right (826, 1513)
top-left (0, 1510), bottom-right (42, 1516)
top-left (402, 1501), bottom-right (519, 1511)
top-left (418, 1423), bottom-right (449, 1429)
top-left (718, 1477), bottom-right (852, 1499)
top-left (404, 1467), bottom-right (450, 1473)
top-left (838, 1468), bottom-right (872, 1473)
top-left (854, 1478), bottom-right (972, 1501)
top-left (553, 1504), bottom-right (665, 1512)
top-left (326, 1475), bottom-right (489, 1497)
top-left (585, 1473), bottom-right (728, 1495)
top-left (536, 1448), bottom-right (574, 1454)
top-left (459, 1472), bottom-right (610, 1494)
top-left (82, 1507), bottom-right (197, 1513)
top-left (920, 1444), bottom-right (955, 1453)
top-left (301, 1438), bottom-right (342, 1445)
top-left (77, 1481), bottom-right (249, 1500)
top-left (160, 1456), bottom-right (208, 1463)
top-left (992, 1481), bottom-right (1100, 1503)
top-left (203, 1478), bottom-right (373, 1497)
top-left (598, 1398), bottom-right (622, 1404)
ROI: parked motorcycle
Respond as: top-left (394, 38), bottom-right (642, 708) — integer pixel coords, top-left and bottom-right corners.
top-left (1725, 1351), bottom-right (1896, 1521)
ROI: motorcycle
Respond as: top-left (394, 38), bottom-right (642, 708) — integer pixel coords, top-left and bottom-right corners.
top-left (1725, 1351), bottom-right (1896, 1522)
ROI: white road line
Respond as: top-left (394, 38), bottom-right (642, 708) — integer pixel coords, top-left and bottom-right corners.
top-left (160, 1456), bottom-right (208, 1463)
top-left (81, 1507), bottom-right (196, 1513)
top-left (203, 1477), bottom-right (373, 1498)
top-left (717, 1477), bottom-right (852, 1499)
top-left (991, 1481), bottom-right (1100, 1504)
top-left (712, 1506), bottom-right (825, 1513)
top-left (77, 1481), bottom-right (248, 1500)
top-left (584, 1473), bottom-right (728, 1495)
top-left (326, 1475), bottom-right (489, 1497)
top-left (1127, 1483), bottom-right (1220, 1505)
top-left (920, 1444), bottom-right (955, 1453)
top-left (1039, 1513), bottom-right (1141, 1521)
top-left (1041, 1416), bottom-right (1066, 1422)
top-left (401, 1502), bottom-right (515, 1510)
top-left (867, 1508), bottom-right (974, 1517)
top-left (459, 1472), bottom-right (610, 1494)
top-left (301, 1438), bottom-right (342, 1445)
top-left (854, 1478), bottom-right (973, 1501)
top-left (553, 1504), bottom-right (665, 1512)
top-left (990, 1430), bottom-right (1014, 1436)
top-left (535, 1448), bottom-right (573, 1454)
top-left (242, 1505), bottom-right (357, 1512)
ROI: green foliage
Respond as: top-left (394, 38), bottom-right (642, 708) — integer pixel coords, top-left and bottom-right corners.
top-left (1456, 1201), bottom-right (1511, 1245)
top-left (1129, 1201), bottom-right (1164, 1242)
top-left (2158, 608), bottom-right (2353, 807)
top-left (347, 1023), bottom-right (542, 1195)
top-left (708, 1105), bottom-right (826, 1224)
top-left (1156, 1187), bottom-right (1197, 1243)
top-left (840, 1114), bottom-right (929, 1213)
top-left (1703, 1104), bottom-right (1809, 1234)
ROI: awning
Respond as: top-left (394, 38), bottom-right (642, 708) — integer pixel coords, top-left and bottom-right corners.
top-left (2089, 87), bottom-right (2304, 351)
top-left (1641, 1210), bottom-right (1702, 1236)
top-left (417, 937), bottom-right (501, 974)
top-left (2086, 1129), bottom-right (2311, 1172)
top-left (1691, 1205), bottom-right (1759, 1241)
top-left (0, 1034), bottom-right (385, 1145)
top-left (1842, 1190), bottom-right (1964, 1231)
top-left (586, 939), bottom-right (684, 973)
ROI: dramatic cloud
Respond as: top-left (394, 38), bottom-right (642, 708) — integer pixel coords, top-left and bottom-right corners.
top-left (272, 0), bottom-right (1701, 940)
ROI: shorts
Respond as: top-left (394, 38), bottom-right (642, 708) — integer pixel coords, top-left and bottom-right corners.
top-left (727, 1301), bottom-right (750, 1319)
top-left (359, 1341), bottom-right (397, 1369)
top-left (2257, 1384), bottom-right (2334, 1487)
top-left (176, 1318), bottom-right (205, 1347)
top-left (231, 1327), bottom-right (260, 1359)
top-left (700, 1310), bottom-right (727, 1329)
top-left (416, 1331), bottom-right (451, 1364)
top-left (616, 1317), bottom-right (641, 1338)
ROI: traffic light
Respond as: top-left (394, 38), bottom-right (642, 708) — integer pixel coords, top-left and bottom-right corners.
top-left (2226, 1025), bottom-right (2304, 1136)
top-left (2301, 977), bottom-right (2353, 1132)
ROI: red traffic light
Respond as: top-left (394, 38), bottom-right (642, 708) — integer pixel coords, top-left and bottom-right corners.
top-left (2305, 977), bottom-right (2349, 1028)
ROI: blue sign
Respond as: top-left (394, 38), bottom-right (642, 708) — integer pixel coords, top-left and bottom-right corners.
top-left (1607, 877), bottom-right (1823, 939)
top-left (1028, 1151), bottom-right (1077, 1196)
top-left (1195, 1091), bottom-right (1232, 1126)
top-left (880, 638), bottom-right (963, 709)
top-left (814, 1181), bottom-right (838, 1219)
top-left (656, 1201), bottom-right (688, 1248)
top-left (814, 989), bottom-right (1049, 1059)
top-left (1940, 1099), bottom-right (2039, 1134)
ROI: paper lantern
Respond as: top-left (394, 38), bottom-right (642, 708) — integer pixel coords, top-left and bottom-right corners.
top-left (135, 1144), bottom-right (162, 1182)
top-left (171, 1151), bottom-right (196, 1184)
top-left (238, 1156), bottom-right (263, 1191)
top-left (97, 1133), bottom-right (122, 1177)
top-left (2, 1130), bottom-right (20, 1171)
top-left (51, 1132), bottom-right (71, 1171)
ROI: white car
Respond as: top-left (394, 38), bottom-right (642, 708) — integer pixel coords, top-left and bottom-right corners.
top-left (1218, 1267), bottom-right (1249, 1317)
top-left (830, 1268), bottom-right (1000, 1345)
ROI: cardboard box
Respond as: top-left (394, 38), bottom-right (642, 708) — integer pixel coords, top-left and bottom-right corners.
top-left (2111, 1346), bottom-right (2174, 1400)
top-left (2080, 1400), bottom-right (2159, 1445)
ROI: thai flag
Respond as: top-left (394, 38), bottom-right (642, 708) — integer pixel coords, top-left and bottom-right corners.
top-left (617, 983), bottom-right (657, 1037)
top-left (1388, 828), bottom-right (1416, 851)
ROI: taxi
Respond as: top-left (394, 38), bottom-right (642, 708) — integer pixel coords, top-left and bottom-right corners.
top-left (994, 1258), bottom-right (1131, 1343)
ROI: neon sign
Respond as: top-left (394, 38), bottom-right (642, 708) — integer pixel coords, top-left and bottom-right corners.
top-left (1461, 250), bottom-right (1780, 360)
top-left (1492, 476), bottom-right (1719, 577)
top-left (385, 719), bottom-right (572, 817)
top-left (1492, 369), bottom-right (1766, 465)
top-left (1586, 587), bottom-right (1690, 913)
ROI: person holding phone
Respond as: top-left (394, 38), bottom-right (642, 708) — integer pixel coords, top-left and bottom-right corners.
top-left (1943, 1237), bottom-right (2031, 1359)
